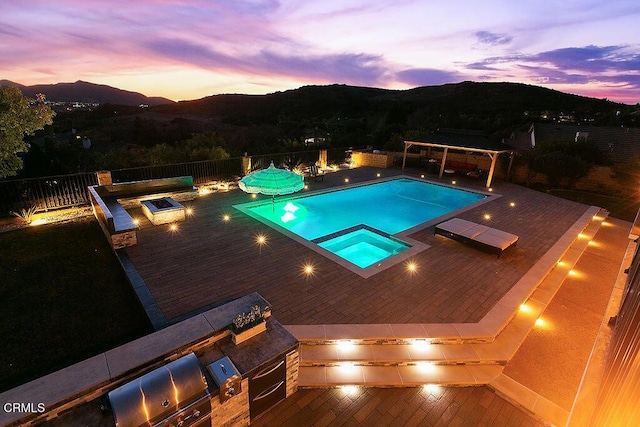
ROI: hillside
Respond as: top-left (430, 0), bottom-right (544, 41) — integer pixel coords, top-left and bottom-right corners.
top-left (16, 81), bottom-right (638, 178)
top-left (0, 80), bottom-right (173, 106)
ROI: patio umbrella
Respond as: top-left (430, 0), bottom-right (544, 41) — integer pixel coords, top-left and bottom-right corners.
top-left (239, 161), bottom-right (304, 209)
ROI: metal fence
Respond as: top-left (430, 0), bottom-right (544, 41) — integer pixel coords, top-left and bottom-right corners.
top-left (0, 172), bottom-right (98, 215)
top-left (110, 157), bottom-right (244, 185)
top-left (0, 148), bottom-right (357, 217)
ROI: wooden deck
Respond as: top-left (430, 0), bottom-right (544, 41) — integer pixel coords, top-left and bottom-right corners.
top-left (124, 167), bottom-right (593, 325)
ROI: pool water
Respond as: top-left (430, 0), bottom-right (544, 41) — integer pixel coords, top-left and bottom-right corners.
top-left (235, 177), bottom-right (487, 270)
top-left (318, 229), bottom-right (410, 269)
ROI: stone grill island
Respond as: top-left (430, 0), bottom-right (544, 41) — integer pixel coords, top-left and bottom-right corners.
top-left (0, 293), bottom-right (300, 427)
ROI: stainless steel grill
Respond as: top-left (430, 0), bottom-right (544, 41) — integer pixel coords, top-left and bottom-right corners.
top-left (108, 352), bottom-right (211, 427)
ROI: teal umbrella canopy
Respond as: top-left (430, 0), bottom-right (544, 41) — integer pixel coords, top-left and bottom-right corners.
top-left (239, 161), bottom-right (304, 196)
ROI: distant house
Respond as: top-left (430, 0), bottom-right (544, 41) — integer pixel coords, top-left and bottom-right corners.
top-left (517, 124), bottom-right (640, 163)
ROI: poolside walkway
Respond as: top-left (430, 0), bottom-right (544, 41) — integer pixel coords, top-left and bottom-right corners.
top-left (125, 166), bottom-right (596, 326)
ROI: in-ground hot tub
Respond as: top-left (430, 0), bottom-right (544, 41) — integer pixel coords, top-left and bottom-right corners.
top-left (141, 197), bottom-right (185, 225)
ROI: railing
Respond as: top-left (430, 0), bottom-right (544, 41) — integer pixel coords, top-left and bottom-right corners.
top-left (111, 157), bottom-right (243, 185)
top-left (0, 172), bottom-right (98, 215)
top-left (0, 148), bottom-right (358, 217)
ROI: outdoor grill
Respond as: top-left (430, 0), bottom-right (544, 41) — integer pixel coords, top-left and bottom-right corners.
top-left (108, 352), bottom-right (211, 427)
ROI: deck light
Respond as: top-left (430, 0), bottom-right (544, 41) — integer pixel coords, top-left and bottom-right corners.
top-left (304, 185), bottom-right (309, 190)
top-left (488, 188), bottom-right (493, 192)
top-left (303, 264), bottom-right (314, 275)
top-left (535, 318), bottom-right (545, 327)
top-left (451, 180), bottom-right (456, 184)
top-left (198, 187), bottom-right (211, 196)
top-left (578, 233), bottom-right (587, 239)
top-left (338, 340), bottom-right (355, 351)
top-left (340, 362), bottom-right (356, 372)
top-left (423, 384), bottom-right (440, 394)
top-left (420, 174), bottom-right (425, 178)
top-left (169, 223), bottom-right (178, 232)
top-left (341, 385), bottom-right (359, 396)
top-left (510, 202), bottom-right (516, 207)
top-left (406, 262), bottom-right (418, 273)
top-left (222, 214), bottom-right (231, 222)
top-left (251, 194), bottom-right (257, 199)
top-left (133, 218), bottom-right (140, 226)
top-left (417, 362), bottom-right (435, 372)
top-left (483, 214), bottom-right (491, 221)
top-left (186, 207), bottom-right (193, 216)
top-left (376, 173), bottom-right (381, 177)
top-left (519, 304), bottom-right (530, 313)
top-left (256, 234), bottom-right (267, 245)
top-left (344, 178), bottom-right (349, 183)
top-left (411, 339), bottom-right (429, 350)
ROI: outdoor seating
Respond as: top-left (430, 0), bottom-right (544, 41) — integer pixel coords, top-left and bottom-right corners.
top-left (89, 176), bottom-right (197, 249)
top-left (308, 165), bottom-right (325, 181)
top-left (434, 217), bottom-right (518, 257)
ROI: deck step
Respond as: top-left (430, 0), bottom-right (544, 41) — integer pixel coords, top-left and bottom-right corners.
top-left (299, 342), bottom-right (507, 367)
top-left (298, 364), bottom-right (503, 388)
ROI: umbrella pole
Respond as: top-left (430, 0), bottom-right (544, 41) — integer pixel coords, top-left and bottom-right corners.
top-left (272, 195), bottom-right (275, 211)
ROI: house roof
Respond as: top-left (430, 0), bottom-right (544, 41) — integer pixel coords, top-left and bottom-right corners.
top-left (532, 123), bottom-right (640, 163)
top-left (407, 129), bottom-right (514, 153)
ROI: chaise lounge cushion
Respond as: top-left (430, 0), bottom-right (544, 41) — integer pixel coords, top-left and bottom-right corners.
top-left (435, 217), bottom-right (518, 256)
top-left (472, 228), bottom-right (519, 250)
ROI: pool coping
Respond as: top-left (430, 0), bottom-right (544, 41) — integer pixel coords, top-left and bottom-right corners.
top-left (234, 175), bottom-right (497, 279)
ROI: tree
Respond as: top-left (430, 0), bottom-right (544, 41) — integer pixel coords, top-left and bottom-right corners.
top-left (0, 87), bottom-right (55, 178)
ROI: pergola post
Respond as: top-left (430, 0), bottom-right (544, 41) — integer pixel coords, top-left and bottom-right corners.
top-left (401, 142), bottom-right (412, 171)
top-left (486, 153), bottom-right (497, 188)
top-left (439, 147), bottom-right (449, 179)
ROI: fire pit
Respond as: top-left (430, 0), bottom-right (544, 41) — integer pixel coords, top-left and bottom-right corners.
top-left (141, 197), bottom-right (186, 225)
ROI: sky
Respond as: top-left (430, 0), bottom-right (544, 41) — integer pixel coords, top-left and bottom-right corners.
top-left (1, 0), bottom-right (639, 104)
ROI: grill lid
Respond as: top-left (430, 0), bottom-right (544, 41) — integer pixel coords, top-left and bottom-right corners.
top-left (108, 352), bottom-right (208, 427)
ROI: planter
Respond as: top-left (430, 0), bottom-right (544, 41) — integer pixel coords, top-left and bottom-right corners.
top-left (232, 321), bottom-right (267, 345)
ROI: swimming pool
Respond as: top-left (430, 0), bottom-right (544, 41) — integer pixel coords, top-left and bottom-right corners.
top-left (235, 177), bottom-right (490, 276)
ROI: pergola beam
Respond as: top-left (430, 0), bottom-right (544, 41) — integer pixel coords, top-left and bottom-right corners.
top-left (402, 140), bottom-right (515, 189)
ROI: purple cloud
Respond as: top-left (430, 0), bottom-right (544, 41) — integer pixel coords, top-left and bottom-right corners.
top-left (146, 38), bottom-right (388, 86)
top-left (395, 68), bottom-right (462, 86)
top-left (466, 45), bottom-right (640, 89)
top-left (475, 31), bottom-right (512, 46)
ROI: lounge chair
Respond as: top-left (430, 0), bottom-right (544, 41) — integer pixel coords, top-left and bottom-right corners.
top-left (308, 165), bottom-right (325, 181)
top-left (434, 218), bottom-right (518, 257)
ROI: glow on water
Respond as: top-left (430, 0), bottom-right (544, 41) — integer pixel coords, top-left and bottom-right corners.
top-left (246, 178), bottom-right (486, 240)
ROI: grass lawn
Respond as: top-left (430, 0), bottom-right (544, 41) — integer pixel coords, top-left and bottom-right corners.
top-left (0, 218), bottom-right (153, 393)
top-left (548, 189), bottom-right (640, 222)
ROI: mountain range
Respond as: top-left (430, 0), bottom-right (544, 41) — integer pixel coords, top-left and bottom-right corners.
top-left (0, 80), bottom-right (173, 106)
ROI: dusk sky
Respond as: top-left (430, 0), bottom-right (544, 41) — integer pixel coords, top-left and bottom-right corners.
top-left (2, 0), bottom-right (639, 104)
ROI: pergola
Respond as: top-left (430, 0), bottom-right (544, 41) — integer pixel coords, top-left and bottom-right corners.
top-left (401, 133), bottom-right (516, 188)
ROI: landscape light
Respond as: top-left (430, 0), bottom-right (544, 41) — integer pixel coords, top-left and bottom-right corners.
top-left (341, 385), bottom-right (358, 396)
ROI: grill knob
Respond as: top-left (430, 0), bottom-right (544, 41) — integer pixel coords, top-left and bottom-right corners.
top-left (194, 409), bottom-right (200, 417)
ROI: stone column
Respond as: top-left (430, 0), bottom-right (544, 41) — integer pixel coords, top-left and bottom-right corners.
top-left (319, 150), bottom-right (328, 169)
top-left (96, 170), bottom-right (112, 186)
top-left (241, 154), bottom-right (252, 176)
